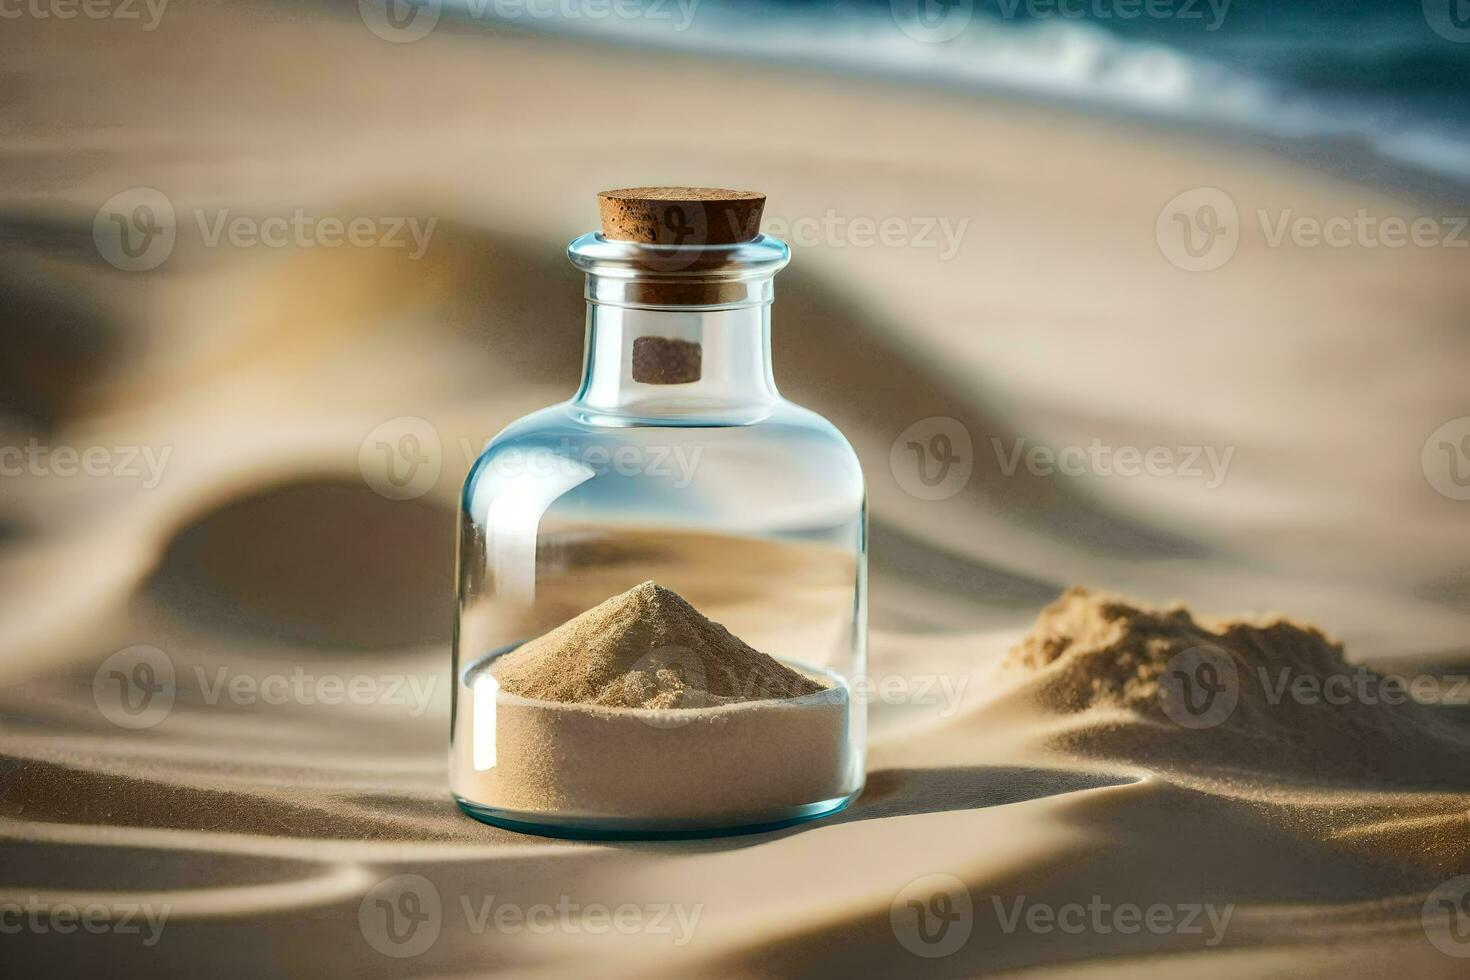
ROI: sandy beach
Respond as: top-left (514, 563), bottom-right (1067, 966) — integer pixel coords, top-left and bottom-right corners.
top-left (1, 1), bottom-right (1469, 975)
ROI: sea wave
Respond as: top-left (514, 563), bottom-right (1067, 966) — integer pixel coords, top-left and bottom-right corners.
top-left (437, 0), bottom-right (1470, 186)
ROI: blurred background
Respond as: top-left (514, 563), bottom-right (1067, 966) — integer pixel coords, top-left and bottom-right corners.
top-left (3, 0), bottom-right (1468, 653)
top-left (2, 0), bottom-right (1469, 974)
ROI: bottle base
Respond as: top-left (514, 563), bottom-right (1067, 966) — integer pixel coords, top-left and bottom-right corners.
top-left (453, 791), bottom-right (859, 841)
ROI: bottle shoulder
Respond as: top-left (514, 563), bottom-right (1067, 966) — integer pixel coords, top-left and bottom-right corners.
top-left (470, 399), bottom-right (857, 458)
top-left (461, 398), bottom-right (864, 516)
top-left (765, 400), bottom-right (857, 453)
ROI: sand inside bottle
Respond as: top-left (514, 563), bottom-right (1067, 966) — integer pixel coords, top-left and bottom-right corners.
top-left (451, 579), bottom-right (854, 829)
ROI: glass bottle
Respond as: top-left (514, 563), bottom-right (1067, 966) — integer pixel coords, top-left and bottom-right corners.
top-left (450, 191), bottom-right (866, 838)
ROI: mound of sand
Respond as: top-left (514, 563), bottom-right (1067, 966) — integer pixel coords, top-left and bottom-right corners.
top-left (492, 581), bottom-right (823, 709)
top-left (1006, 588), bottom-right (1470, 785)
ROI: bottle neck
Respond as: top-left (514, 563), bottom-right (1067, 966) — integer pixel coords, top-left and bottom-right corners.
top-left (564, 231), bottom-right (791, 425)
top-left (571, 301), bottom-right (779, 425)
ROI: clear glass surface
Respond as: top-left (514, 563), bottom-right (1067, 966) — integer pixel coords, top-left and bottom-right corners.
top-left (449, 235), bottom-right (867, 838)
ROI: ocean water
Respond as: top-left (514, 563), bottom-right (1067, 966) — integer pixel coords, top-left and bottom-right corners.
top-left (438, 0), bottom-right (1470, 187)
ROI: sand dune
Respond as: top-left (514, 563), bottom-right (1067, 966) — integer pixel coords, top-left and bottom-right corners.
top-left (1, 1), bottom-right (1469, 976)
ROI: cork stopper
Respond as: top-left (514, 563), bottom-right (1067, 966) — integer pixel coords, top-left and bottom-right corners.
top-left (598, 187), bottom-right (765, 246)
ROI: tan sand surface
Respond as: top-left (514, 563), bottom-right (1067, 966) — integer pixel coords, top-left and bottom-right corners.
top-left (1, 1), bottom-right (1468, 976)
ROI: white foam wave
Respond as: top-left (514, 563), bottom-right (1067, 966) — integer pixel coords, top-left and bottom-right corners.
top-left (443, 1), bottom-right (1470, 185)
